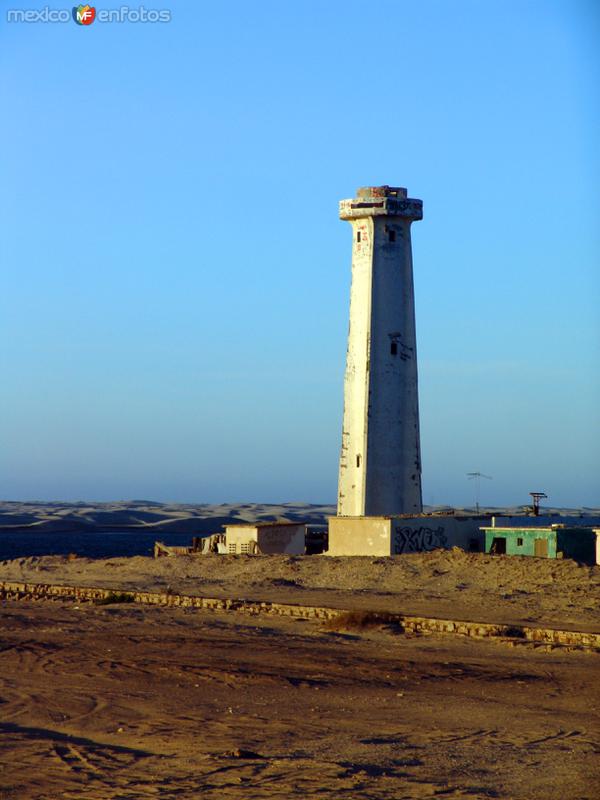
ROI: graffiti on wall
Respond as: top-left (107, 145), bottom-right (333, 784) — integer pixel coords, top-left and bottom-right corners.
top-left (393, 525), bottom-right (448, 554)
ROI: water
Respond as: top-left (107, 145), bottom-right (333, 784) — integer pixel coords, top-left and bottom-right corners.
top-left (0, 531), bottom-right (197, 561)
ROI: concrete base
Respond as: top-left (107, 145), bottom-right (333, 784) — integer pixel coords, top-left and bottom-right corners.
top-left (328, 515), bottom-right (486, 556)
top-left (327, 515), bottom-right (600, 557)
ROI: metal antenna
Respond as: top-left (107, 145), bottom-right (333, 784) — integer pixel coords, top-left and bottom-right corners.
top-left (529, 492), bottom-right (547, 516)
top-left (467, 472), bottom-right (492, 513)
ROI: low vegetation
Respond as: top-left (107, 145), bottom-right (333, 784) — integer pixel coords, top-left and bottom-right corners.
top-left (96, 591), bottom-right (135, 605)
top-left (325, 610), bottom-right (402, 632)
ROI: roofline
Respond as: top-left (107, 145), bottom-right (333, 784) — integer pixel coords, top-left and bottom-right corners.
top-left (480, 526), bottom-right (554, 533)
top-left (224, 521), bottom-right (308, 529)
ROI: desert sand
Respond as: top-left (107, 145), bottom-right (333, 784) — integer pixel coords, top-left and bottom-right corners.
top-left (1, 595), bottom-right (599, 800)
top-left (1, 502), bottom-right (600, 799)
top-left (1, 548), bottom-right (600, 799)
top-left (2, 547), bottom-right (600, 632)
top-left (0, 501), bottom-right (336, 533)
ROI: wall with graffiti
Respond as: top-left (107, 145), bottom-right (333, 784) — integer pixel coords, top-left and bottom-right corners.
top-left (393, 525), bottom-right (448, 554)
top-left (391, 517), bottom-right (484, 554)
top-left (328, 514), bottom-right (600, 557)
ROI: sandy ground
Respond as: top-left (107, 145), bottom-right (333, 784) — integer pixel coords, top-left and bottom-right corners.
top-left (2, 549), bottom-right (599, 798)
top-left (2, 548), bottom-right (599, 632)
top-left (1, 599), bottom-right (598, 800)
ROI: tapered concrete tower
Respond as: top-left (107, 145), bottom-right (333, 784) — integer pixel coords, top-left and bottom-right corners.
top-left (337, 186), bottom-right (423, 517)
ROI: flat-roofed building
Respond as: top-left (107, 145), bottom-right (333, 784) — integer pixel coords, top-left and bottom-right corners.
top-left (224, 522), bottom-right (306, 555)
top-left (327, 515), bottom-right (486, 556)
top-left (482, 525), bottom-right (600, 565)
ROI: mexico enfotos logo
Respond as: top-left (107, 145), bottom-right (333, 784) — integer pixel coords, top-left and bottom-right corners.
top-left (7, 5), bottom-right (172, 23)
top-left (73, 5), bottom-right (95, 24)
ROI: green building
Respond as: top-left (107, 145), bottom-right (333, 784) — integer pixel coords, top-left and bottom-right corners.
top-left (482, 525), bottom-right (600, 565)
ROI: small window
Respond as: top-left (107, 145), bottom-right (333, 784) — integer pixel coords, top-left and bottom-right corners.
top-left (388, 229), bottom-right (396, 243)
top-left (228, 543), bottom-right (237, 554)
top-left (356, 231), bottom-right (361, 242)
top-left (517, 537), bottom-right (523, 546)
top-left (356, 454), bottom-right (361, 468)
top-left (390, 342), bottom-right (398, 356)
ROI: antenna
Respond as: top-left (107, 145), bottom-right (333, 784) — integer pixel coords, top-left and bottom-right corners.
top-left (467, 471), bottom-right (492, 513)
top-left (529, 492), bottom-right (547, 517)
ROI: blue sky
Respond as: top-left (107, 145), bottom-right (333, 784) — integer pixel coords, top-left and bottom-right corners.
top-left (1, 0), bottom-right (598, 507)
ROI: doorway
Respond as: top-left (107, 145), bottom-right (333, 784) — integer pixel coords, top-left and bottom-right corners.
top-left (534, 538), bottom-right (548, 558)
top-left (490, 537), bottom-right (506, 554)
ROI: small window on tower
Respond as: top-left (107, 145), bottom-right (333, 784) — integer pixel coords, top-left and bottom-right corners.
top-left (356, 454), bottom-right (361, 468)
top-left (388, 229), bottom-right (396, 243)
top-left (391, 342), bottom-right (398, 356)
top-left (356, 231), bottom-right (361, 243)
top-left (517, 537), bottom-right (524, 546)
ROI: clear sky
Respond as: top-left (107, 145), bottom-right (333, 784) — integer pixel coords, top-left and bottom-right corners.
top-left (1, 0), bottom-right (598, 508)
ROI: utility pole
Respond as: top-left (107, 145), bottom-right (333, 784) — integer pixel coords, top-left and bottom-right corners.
top-left (529, 492), bottom-right (547, 516)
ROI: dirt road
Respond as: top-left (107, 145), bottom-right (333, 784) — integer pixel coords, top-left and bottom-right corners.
top-left (1, 598), bottom-right (598, 799)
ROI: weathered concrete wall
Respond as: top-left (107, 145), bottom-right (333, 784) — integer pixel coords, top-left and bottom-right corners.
top-left (225, 524), bottom-right (306, 555)
top-left (328, 515), bottom-right (600, 558)
top-left (337, 186), bottom-right (423, 517)
top-left (224, 526), bottom-right (255, 553)
top-left (1, 580), bottom-right (598, 651)
top-left (393, 515), bottom-right (600, 555)
top-left (328, 514), bottom-right (491, 556)
top-left (391, 516), bottom-right (483, 554)
top-left (257, 524), bottom-right (306, 555)
top-left (337, 215), bottom-right (374, 517)
top-left (327, 517), bottom-right (392, 556)
top-left (367, 215), bottom-right (422, 515)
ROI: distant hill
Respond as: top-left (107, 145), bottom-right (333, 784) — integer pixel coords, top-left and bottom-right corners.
top-left (0, 501), bottom-right (598, 535)
top-left (0, 501), bottom-right (336, 534)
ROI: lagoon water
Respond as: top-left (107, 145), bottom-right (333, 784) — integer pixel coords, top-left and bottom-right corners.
top-left (0, 531), bottom-right (196, 561)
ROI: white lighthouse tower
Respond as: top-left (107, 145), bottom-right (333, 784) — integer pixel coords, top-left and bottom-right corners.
top-left (337, 185), bottom-right (423, 517)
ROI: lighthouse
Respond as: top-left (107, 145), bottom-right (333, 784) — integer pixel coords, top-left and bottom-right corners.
top-left (337, 185), bottom-right (423, 517)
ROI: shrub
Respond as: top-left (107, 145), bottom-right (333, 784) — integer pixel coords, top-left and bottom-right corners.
top-left (96, 592), bottom-right (135, 605)
top-left (325, 610), bottom-right (402, 632)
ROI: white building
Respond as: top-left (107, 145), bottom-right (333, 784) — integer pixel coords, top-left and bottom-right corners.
top-left (224, 522), bottom-right (306, 555)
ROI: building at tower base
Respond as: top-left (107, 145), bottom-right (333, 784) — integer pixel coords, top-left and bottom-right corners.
top-left (326, 513), bottom-right (600, 557)
top-left (328, 515), bottom-right (484, 556)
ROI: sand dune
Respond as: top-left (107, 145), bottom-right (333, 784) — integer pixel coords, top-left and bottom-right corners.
top-left (1, 500), bottom-right (597, 534)
top-left (0, 501), bottom-right (336, 533)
